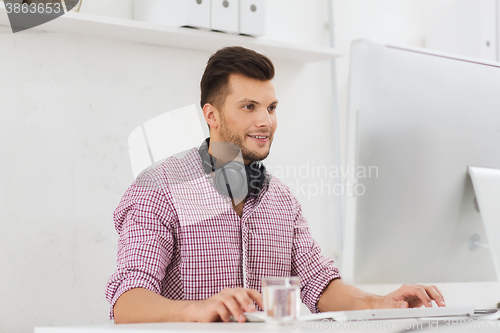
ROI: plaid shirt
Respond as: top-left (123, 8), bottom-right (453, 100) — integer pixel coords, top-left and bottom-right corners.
top-left (105, 148), bottom-right (340, 319)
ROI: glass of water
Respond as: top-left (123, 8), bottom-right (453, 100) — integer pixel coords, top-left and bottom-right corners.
top-left (261, 276), bottom-right (300, 325)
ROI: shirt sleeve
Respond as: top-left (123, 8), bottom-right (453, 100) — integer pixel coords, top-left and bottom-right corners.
top-left (104, 174), bottom-right (176, 320)
top-left (289, 193), bottom-right (341, 314)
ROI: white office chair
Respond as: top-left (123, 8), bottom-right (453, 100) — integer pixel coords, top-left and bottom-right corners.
top-left (128, 104), bottom-right (206, 178)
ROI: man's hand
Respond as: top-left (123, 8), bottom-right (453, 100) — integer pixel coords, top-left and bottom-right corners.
top-left (317, 279), bottom-right (447, 312)
top-left (376, 284), bottom-right (446, 309)
top-left (187, 288), bottom-right (264, 323)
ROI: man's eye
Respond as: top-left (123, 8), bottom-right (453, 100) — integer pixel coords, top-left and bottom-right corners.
top-left (268, 106), bottom-right (276, 112)
top-left (244, 104), bottom-right (254, 110)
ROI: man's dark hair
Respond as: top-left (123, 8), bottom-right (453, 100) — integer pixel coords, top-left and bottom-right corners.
top-left (200, 46), bottom-right (275, 116)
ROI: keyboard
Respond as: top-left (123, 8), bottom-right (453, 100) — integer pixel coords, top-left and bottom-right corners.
top-left (300, 306), bottom-right (476, 322)
top-left (241, 306), bottom-right (478, 322)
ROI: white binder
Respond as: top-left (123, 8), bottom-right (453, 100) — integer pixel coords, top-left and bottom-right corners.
top-left (239, 0), bottom-right (265, 36)
top-left (211, 0), bottom-right (239, 33)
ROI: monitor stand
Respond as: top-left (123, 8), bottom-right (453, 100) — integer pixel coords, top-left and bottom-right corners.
top-left (468, 166), bottom-right (500, 282)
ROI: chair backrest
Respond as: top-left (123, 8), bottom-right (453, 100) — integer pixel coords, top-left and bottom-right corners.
top-left (128, 104), bottom-right (206, 178)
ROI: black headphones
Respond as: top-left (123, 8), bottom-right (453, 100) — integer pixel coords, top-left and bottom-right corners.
top-left (198, 138), bottom-right (267, 199)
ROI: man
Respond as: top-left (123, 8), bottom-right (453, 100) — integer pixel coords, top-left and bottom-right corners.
top-left (106, 46), bottom-right (446, 324)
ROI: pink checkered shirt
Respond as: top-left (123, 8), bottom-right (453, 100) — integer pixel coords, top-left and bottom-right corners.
top-left (105, 148), bottom-right (340, 319)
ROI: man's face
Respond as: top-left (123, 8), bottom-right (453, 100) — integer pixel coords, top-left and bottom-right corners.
top-left (215, 73), bottom-right (278, 164)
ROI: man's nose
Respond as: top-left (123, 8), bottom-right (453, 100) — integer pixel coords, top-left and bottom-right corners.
top-left (255, 107), bottom-right (273, 128)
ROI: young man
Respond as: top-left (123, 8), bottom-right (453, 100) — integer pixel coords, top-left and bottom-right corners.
top-left (106, 46), bottom-right (446, 324)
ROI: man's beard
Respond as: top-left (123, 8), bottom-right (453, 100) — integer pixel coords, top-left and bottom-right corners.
top-left (219, 116), bottom-right (272, 162)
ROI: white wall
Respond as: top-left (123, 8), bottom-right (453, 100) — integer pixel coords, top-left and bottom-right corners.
top-left (424, 0), bottom-right (499, 62)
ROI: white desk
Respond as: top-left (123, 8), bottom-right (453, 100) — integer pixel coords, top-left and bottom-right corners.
top-left (34, 318), bottom-right (500, 333)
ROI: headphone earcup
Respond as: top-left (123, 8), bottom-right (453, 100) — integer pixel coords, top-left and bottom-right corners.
top-left (214, 161), bottom-right (248, 199)
top-left (198, 138), bottom-right (267, 199)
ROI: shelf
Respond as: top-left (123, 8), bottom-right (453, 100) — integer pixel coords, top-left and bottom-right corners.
top-left (0, 2), bottom-right (342, 63)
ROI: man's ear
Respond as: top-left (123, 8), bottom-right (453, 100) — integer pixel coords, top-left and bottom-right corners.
top-left (203, 103), bottom-right (219, 132)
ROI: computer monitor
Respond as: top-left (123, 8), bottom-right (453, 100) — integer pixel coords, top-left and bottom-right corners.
top-left (342, 40), bottom-right (500, 284)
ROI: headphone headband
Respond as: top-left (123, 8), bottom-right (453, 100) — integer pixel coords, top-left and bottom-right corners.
top-left (198, 138), bottom-right (267, 199)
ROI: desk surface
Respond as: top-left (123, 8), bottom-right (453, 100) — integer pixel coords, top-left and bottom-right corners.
top-left (30, 321), bottom-right (439, 333)
top-left (34, 319), bottom-right (500, 333)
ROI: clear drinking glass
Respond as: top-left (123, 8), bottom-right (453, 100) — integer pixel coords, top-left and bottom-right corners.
top-left (261, 276), bottom-right (300, 325)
